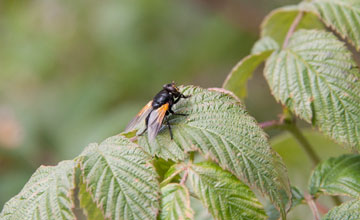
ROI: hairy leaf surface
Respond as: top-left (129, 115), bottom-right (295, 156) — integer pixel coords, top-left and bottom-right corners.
top-left (160, 184), bottom-right (193, 220)
top-left (138, 86), bottom-right (291, 214)
top-left (79, 136), bottom-right (160, 220)
top-left (188, 162), bottom-right (267, 220)
top-left (223, 51), bottom-right (273, 99)
top-left (265, 29), bottom-right (360, 150)
top-left (261, 5), bottom-right (324, 45)
top-left (301, 0), bottom-right (360, 50)
top-left (0, 161), bottom-right (76, 220)
top-left (322, 199), bottom-right (360, 220)
top-left (309, 154), bottom-right (360, 198)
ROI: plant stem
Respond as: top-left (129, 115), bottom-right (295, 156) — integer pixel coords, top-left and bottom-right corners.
top-left (259, 120), bottom-right (280, 129)
top-left (282, 11), bottom-right (304, 48)
top-left (286, 124), bottom-right (343, 207)
top-left (261, 120), bottom-right (321, 166)
top-left (305, 194), bottom-right (321, 220)
top-left (286, 124), bottom-right (321, 166)
top-left (180, 169), bottom-right (189, 185)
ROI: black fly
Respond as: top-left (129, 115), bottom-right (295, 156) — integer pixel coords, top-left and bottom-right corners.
top-left (125, 82), bottom-right (190, 141)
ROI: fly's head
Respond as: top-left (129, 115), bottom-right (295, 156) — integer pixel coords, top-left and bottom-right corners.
top-left (163, 81), bottom-right (181, 97)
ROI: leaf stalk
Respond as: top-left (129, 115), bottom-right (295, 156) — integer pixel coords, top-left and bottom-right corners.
top-left (305, 194), bottom-right (321, 220)
top-left (282, 11), bottom-right (304, 48)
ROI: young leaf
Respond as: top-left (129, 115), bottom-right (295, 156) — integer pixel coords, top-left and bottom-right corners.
top-left (290, 186), bottom-right (305, 208)
top-left (322, 199), bottom-right (360, 220)
top-left (153, 158), bottom-right (176, 183)
top-left (79, 177), bottom-right (105, 220)
top-left (309, 154), bottom-right (360, 198)
top-left (251, 36), bottom-right (279, 54)
top-left (0, 160), bottom-right (76, 220)
top-left (222, 51), bottom-right (273, 99)
top-left (188, 162), bottom-right (267, 220)
top-left (79, 135), bottom-right (160, 220)
top-left (160, 183), bottom-right (194, 220)
top-left (138, 86), bottom-right (291, 214)
top-left (261, 5), bottom-right (324, 45)
top-left (264, 29), bottom-right (360, 150)
top-left (301, 0), bottom-right (360, 51)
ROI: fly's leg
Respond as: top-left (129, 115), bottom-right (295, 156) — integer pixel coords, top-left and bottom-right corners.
top-left (165, 117), bottom-right (173, 139)
top-left (174, 94), bottom-right (191, 104)
top-left (169, 108), bottom-right (188, 116)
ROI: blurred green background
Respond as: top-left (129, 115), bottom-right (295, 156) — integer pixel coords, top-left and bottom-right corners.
top-left (0, 0), bottom-right (351, 219)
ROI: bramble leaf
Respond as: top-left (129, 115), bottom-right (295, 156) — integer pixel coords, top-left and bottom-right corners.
top-left (0, 161), bottom-right (76, 220)
top-left (301, 0), bottom-right (360, 50)
top-left (160, 183), bottom-right (193, 220)
top-left (79, 136), bottom-right (160, 220)
top-left (309, 154), bottom-right (360, 198)
top-left (322, 199), bottom-right (360, 220)
top-left (261, 5), bottom-right (324, 45)
top-left (188, 162), bottom-right (267, 220)
top-left (265, 29), bottom-right (360, 150)
top-left (137, 86), bottom-right (291, 214)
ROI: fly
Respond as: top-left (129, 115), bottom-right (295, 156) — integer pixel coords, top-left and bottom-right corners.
top-left (125, 82), bottom-right (190, 141)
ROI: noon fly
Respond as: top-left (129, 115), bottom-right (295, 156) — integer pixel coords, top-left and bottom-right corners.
top-left (125, 82), bottom-right (190, 141)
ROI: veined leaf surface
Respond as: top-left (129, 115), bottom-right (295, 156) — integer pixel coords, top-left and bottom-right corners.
top-left (309, 154), bottom-right (360, 198)
top-left (0, 161), bottom-right (76, 220)
top-left (301, 0), bottom-right (360, 50)
top-left (322, 199), bottom-right (360, 220)
top-left (265, 29), bottom-right (360, 150)
top-left (160, 183), bottom-right (193, 220)
top-left (188, 162), bottom-right (267, 220)
top-left (138, 86), bottom-right (291, 214)
top-left (79, 136), bottom-right (160, 220)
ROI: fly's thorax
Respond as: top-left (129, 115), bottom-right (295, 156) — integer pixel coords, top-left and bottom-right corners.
top-left (152, 89), bottom-right (172, 109)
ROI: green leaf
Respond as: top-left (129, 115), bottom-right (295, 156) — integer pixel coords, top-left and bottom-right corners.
top-left (251, 36), bottom-right (279, 54)
top-left (160, 183), bottom-right (193, 220)
top-left (153, 158), bottom-right (176, 183)
top-left (261, 5), bottom-right (324, 45)
top-left (301, 0), bottom-right (360, 51)
top-left (138, 86), bottom-right (291, 214)
top-left (322, 199), bottom-right (360, 220)
top-left (161, 164), bottom-right (182, 188)
top-left (264, 29), bottom-right (360, 150)
top-left (79, 135), bottom-right (160, 220)
top-left (188, 162), bottom-right (267, 220)
top-left (290, 186), bottom-right (305, 208)
top-left (263, 186), bottom-right (305, 219)
top-left (0, 160), bottom-right (76, 220)
top-left (222, 51), bottom-right (273, 99)
top-left (309, 154), bottom-right (360, 198)
top-left (79, 177), bottom-right (105, 220)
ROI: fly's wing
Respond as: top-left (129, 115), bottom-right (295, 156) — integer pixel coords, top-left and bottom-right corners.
top-left (147, 103), bottom-right (169, 141)
top-left (124, 101), bottom-right (153, 133)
